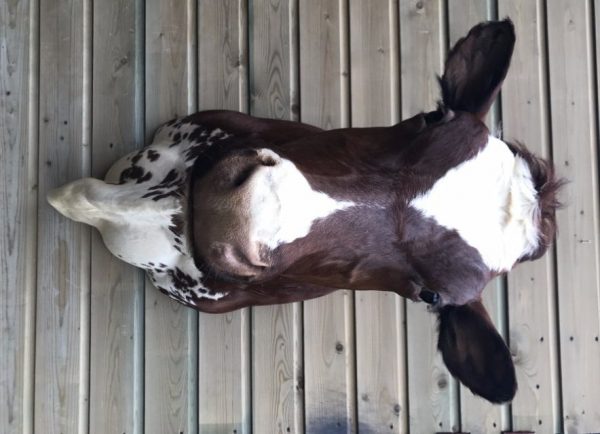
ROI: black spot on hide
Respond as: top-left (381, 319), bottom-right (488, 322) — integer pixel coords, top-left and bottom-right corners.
top-left (147, 149), bottom-right (160, 161)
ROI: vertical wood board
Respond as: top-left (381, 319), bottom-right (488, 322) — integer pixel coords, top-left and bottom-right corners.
top-left (547, 1), bottom-right (600, 432)
top-left (90, 1), bottom-right (144, 432)
top-left (35, 1), bottom-right (88, 433)
top-left (0, 0), bottom-right (37, 432)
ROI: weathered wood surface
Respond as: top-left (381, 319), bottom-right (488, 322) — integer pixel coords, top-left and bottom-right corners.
top-left (35, 1), bottom-right (88, 434)
top-left (3, 1), bottom-right (600, 433)
top-left (547, 1), bottom-right (600, 432)
top-left (89, 0), bottom-right (144, 433)
top-left (0, 1), bottom-right (37, 433)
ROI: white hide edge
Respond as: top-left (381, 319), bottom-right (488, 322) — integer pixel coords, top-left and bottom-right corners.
top-left (47, 122), bottom-right (230, 301)
top-left (409, 135), bottom-right (540, 272)
top-left (46, 177), bottom-right (191, 275)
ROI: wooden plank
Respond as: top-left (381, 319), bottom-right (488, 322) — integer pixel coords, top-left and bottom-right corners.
top-left (198, 0), bottom-right (248, 112)
top-left (144, 0), bottom-right (197, 433)
top-left (249, 0), bottom-right (297, 120)
top-left (299, 1), bottom-right (357, 433)
top-left (249, 1), bottom-right (304, 432)
top-left (197, 2), bottom-right (250, 433)
top-left (90, 0), bottom-right (144, 432)
top-left (198, 312), bottom-right (250, 434)
top-left (350, 1), bottom-right (407, 432)
top-left (499, 2), bottom-right (562, 432)
top-left (547, 2), bottom-right (600, 432)
top-left (399, 1), bottom-right (459, 432)
top-left (0, 0), bottom-right (37, 433)
top-left (446, 2), bottom-right (510, 433)
top-left (35, 0), bottom-right (89, 433)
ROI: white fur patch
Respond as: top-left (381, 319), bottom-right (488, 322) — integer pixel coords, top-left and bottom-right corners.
top-left (48, 177), bottom-right (180, 264)
top-left (409, 136), bottom-right (540, 272)
top-left (246, 149), bottom-right (354, 250)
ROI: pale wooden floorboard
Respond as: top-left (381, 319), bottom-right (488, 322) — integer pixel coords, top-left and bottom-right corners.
top-left (89, 1), bottom-right (145, 433)
top-left (35, 1), bottom-right (88, 433)
top-left (0, 0), bottom-right (37, 433)
top-left (547, 2), bottom-right (600, 432)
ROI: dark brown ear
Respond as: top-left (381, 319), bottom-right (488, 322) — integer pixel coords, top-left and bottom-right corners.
top-left (440, 19), bottom-right (515, 119)
top-left (437, 299), bottom-right (517, 403)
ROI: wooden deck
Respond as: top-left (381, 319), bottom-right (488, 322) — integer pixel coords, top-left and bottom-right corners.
top-left (2, 1), bottom-right (600, 433)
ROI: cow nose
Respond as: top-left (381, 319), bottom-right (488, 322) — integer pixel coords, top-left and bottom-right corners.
top-left (232, 166), bottom-right (257, 188)
top-left (419, 289), bottom-right (439, 305)
top-left (209, 242), bottom-right (267, 278)
top-left (231, 150), bottom-right (278, 189)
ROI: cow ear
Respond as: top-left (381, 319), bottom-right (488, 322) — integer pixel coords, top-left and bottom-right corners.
top-left (440, 19), bottom-right (515, 119)
top-left (437, 299), bottom-right (517, 403)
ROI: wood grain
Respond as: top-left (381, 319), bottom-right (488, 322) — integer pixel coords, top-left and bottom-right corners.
top-left (299, 1), bottom-right (357, 433)
top-left (0, 0), bottom-right (37, 433)
top-left (399, 1), bottom-right (459, 432)
top-left (199, 0), bottom-right (248, 112)
top-left (144, 0), bottom-right (198, 432)
top-left (499, 1), bottom-right (562, 432)
top-left (547, 1), bottom-right (600, 432)
top-left (35, 1), bottom-right (89, 433)
top-left (350, 1), bottom-right (407, 432)
top-left (249, 0), bottom-right (297, 120)
top-left (89, 0), bottom-right (144, 432)
top-left (197, 2), bottom-right (251, 433)
top-left (198, 311), bottom-right (250, 434)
